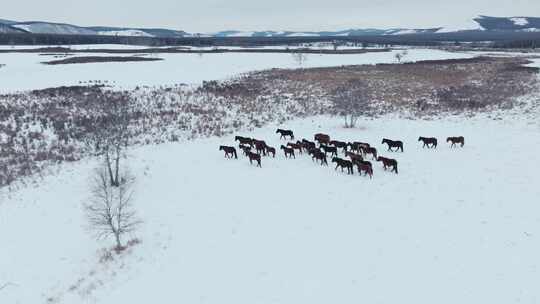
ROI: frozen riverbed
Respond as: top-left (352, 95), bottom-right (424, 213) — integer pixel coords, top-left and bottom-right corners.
top-left (0, 48), bottom-right (475, 92)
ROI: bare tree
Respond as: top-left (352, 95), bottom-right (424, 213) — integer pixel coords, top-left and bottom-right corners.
top-left (85, 165), bottom-right (141, 250)
top-left (81, 94), bottom-right (132, 187)
top-left (330, 79), bottom-right (373, 128)
top-left (394, 49), bottom-right (409, 63)
top-left (292, 52), bottom-right (307, 66)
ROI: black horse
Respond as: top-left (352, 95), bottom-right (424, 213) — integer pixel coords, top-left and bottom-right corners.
top-left (219, 146), bottom-right (238, 159)
top-left (320, 144), bottom-right (338, 157)
top-left (447, 136), bottom-right (465, 148)
top-left (235, 136), bottom-right (253, 147)
top-left (276, 129), bottom-right (295, 140)
top-left (332, 157), bottom-right (354, 174)
top-left (311, 150), bottom-right (328, 166)
top-left (418, 137), bottom-right (437, 148)
top-left (382, 138), bottom-right (404, 152)
top-left (247, 151), bottom-right (262, 167)
top-left (266, 146), bottom-right (276, 158)
top-left (329, 140), bottom-right (348, 153)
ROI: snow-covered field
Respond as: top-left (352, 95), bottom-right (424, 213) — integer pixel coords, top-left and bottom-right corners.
top-left (0, 48), bottom-right (475, 92)
top-left (1, 112), bottom-right (540, 304)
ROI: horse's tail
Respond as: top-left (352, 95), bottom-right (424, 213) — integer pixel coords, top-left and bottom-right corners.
top-left (233, 150), bottom-right (238, 159)
top-left (394, 163), bottom-right (398, 174)
top-left (461, 137), bottom-right (465, 147)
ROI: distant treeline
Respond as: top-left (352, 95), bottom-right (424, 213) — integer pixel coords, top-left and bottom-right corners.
top-left (1, 30), bottom-right (540, 48)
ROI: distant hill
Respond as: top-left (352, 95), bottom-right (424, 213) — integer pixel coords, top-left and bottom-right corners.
top-left (475, 16), bottom-right (540, 31)
top-left (0, 15), bottom-right (539, 39)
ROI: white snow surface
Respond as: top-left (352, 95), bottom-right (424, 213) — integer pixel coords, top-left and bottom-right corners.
top-left (11, 23), bottom-right (96, 35)
top-left (98, 30), bottom-right (155, 37)
top-left (0, 48), bottom-right (474, 93)
top-left (1, 112), bottom-right (540, 304)
top-left (511, 17), bottom-right (529, 26)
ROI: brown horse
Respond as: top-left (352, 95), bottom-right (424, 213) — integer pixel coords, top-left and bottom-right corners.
top-left (247, 151), bottom-right (262, 167)
top-left (382, 139), bottom-right (404, 152)
top-left (287, 142), bottom-right (303, 154)
top-left (447, 136), bottom-right (465, 148)
top-left (314, 133), bottom-right (330, 145)
top-left (276, 129), bottom-right (294, 140)
top-left (332, 157), bottom-right (354, 174)
top-left (418, 137), bottom-right (438, 148)
top-left (377, 156), bottom-right (398, 174)
top-left (281, 145), bottom-right (295, 158)
top-left (235, 136), bottom-right (253, 147)
top-left (219, 145), bottom-right (238, 159)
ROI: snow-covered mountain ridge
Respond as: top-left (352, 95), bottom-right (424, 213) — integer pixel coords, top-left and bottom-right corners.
top-left (0, 16), bottom-right (539, 38)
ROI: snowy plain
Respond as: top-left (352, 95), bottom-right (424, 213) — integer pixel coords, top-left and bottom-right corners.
top-left (0, 48), bottom-right (475, 92)
top-left (1, 112), bottom-right (540, 304)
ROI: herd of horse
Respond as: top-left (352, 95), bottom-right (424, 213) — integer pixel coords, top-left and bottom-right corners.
top-left (219, 129), bottom-right (465, 177)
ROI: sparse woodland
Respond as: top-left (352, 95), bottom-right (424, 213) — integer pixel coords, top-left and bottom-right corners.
top-left (0, 56), bottom-right (538, 188)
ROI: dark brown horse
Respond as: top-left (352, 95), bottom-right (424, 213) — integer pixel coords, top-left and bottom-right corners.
top-left (311, 150), bottom-right (328, 165)
top-left (320, 144), bottom-right (338, 157)
top-left (235, 136), bottom-right (253, 147)
top-left (345, 151), bottom-right (363, 163)
top-left (281, 145), bottom-right (295, 159)
top-left (418, 137), bottom-right (437, 148)
top-left (266, 146), bottom-right (276, 158)
top-left (300, 139), bottom-right (317, 152)
top-left (363, 146), bottom-right (378, 160)
top-left (219, 145), bottom-right (238, 159)
top-left (377, 156), bottom-right (398, 174)
top-left (332, 157), bottom-right (354, 174)
top-left (238, 144), bottom-right (252, 156)
top-left (254, 141), bottom-right (267, 156)
top-left (329, 140), bottom-right (348, 153)
top-left (276, 129), bottom-right (294, 140)
top-left (447, 136), bottom-right (465, 148)
top-left (356, 162), bottom-right (373, 179)
top-left (347, 142), bottom-right (370, 154)
top-left (314, 133), bottom-right (331, 146)
top-left (247, 151), bottom-right (262, 167)
top-left (382, 138), bottom-right (404, 152)
top-left (287, 142), bottom-right (303, 154)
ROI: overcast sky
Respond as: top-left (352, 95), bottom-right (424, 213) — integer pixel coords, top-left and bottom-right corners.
top-left (3, 0), bottom-right (539, 32)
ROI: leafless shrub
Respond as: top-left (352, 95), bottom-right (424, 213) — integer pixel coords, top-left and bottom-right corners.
top-left (330, 79), bottom-right (373, 128)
